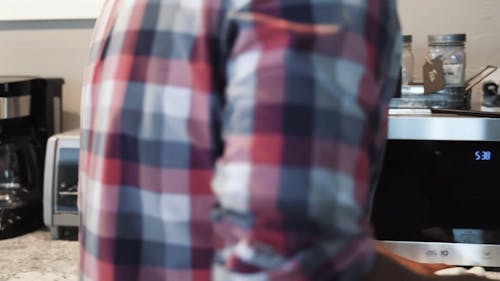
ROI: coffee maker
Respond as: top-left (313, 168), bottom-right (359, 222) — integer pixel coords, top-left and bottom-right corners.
top-left (0, 76), bottom-right (62, 239)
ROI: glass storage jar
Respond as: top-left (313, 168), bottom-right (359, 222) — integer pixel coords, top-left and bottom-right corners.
top-left (401, 35), bottom-right (414, 85)
top-left (427, 34), bottom-right (466, 87)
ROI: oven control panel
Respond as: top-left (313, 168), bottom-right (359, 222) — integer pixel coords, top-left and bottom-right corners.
top-left (379, 241), bottom-right (500, 267)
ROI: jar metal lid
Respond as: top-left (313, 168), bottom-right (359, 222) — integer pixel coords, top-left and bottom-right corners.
top-left (428, 34), bottom-right (466, 44)
top-left (403, 35), bottom-right (412, 43)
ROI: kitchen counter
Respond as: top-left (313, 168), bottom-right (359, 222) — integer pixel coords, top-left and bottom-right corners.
top-left (0, 228), bottom-right (78, 281)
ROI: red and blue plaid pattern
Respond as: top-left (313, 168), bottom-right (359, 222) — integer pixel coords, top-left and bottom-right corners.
top-left (79, 1), bottom-right (401, 280)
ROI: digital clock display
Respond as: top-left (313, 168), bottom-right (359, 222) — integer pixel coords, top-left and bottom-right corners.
top-left (475, 150), bottom-right (492, 161)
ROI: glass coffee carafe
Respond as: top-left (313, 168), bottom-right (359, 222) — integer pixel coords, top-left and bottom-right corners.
top-left (0, 131), bottom-right (43, 239)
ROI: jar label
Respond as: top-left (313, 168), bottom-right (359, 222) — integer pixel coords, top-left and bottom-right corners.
top-left (443, 64), bottom-right (464, 86)
top-left (423, 58), bottom-right (445, 94)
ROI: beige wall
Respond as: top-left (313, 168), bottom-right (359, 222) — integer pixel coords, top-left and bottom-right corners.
top-left (1, 1), bottom-right (500, 131)
top-left (0, 21), bottom-right (94, 130)
top-left (398, 0), bottom-right (500, 82)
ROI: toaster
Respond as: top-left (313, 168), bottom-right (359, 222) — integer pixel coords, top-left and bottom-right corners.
top-left (43, 129), bottom-right (80, 239)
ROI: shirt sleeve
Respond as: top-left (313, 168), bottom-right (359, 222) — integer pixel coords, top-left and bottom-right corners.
top-left (211, 1), bottom-right (401, 280)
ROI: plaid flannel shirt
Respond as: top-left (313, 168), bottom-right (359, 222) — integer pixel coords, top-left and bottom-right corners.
top-left (79, 0), bottom-right (401, 280)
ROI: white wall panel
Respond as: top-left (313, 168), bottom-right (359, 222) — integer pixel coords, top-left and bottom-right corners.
top-left (0, 0), bottom-right (104, 21)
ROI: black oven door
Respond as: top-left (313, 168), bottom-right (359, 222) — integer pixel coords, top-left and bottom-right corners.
top-left (371, 140), bottom-right (500, 266)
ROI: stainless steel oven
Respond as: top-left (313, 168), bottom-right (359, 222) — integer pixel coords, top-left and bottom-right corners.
top-left (372, 112), bottom-right (500, 267)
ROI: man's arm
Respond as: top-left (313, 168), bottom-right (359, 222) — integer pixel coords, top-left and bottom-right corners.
top-left (212, 1), bottom-right (400, 280)
top-left (211, 1), bottom-right (500, 279)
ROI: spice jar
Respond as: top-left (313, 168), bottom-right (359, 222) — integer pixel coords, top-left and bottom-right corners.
top-left (401, 35), bottom-right (414, 85)
top-left (427, 34), bottom-right (466, 87)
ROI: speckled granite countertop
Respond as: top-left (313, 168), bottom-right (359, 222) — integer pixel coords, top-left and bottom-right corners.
top-left (0, 229), bottom-right (78, 281)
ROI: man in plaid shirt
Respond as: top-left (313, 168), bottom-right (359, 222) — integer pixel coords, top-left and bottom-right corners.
top-left (80, 1), bottom-right (484, 281)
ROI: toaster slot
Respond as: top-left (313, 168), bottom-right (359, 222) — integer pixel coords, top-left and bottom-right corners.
top-left (54, 148), bottom-right (79, 213)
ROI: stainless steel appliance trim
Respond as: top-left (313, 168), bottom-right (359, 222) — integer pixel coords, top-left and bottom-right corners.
top-left (43, 135), bottom-right (58, 227)
top-left (53, 213), bottom-right (79, 227)
top-left (388, 115), bottom-right (500, 141)
top-left (0, 95), bottom-right (30, 119)
top-left (379, 241), bottom-right (500, 267)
